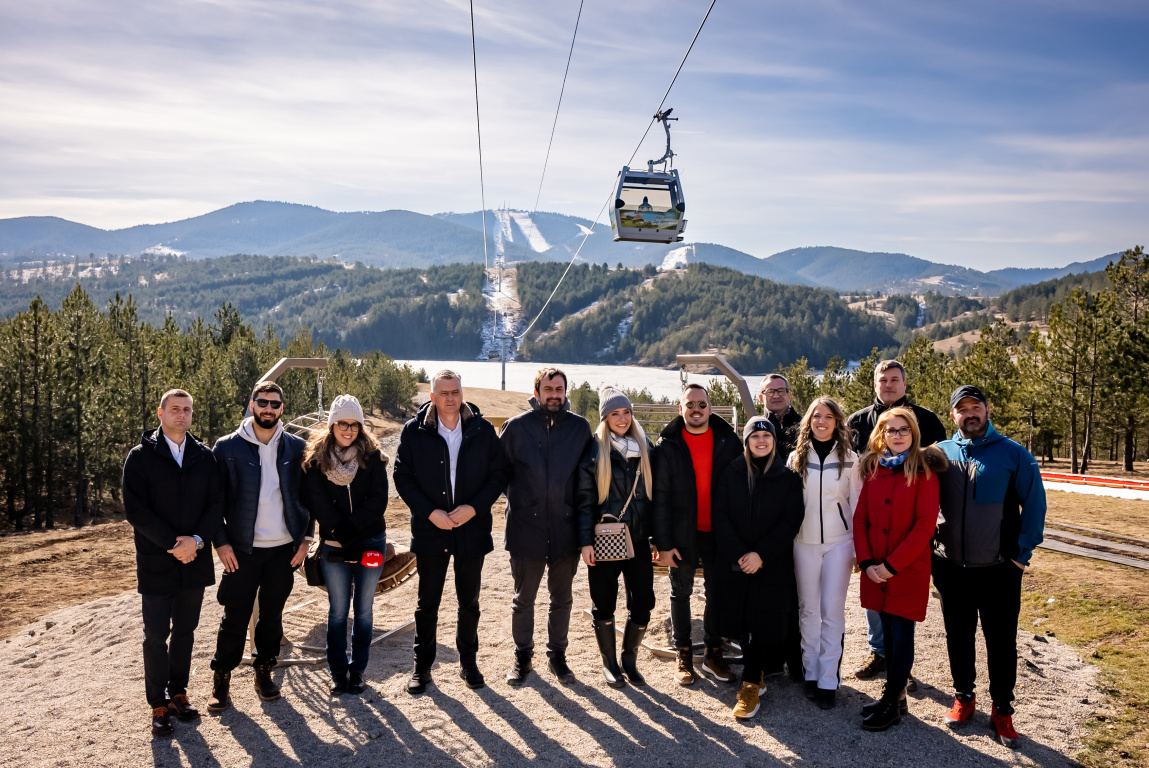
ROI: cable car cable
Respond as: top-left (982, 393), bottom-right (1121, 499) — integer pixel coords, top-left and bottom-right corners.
top-left (512, 0), bottom-right (718, 341)
top-left (469, 0), bottom-right (489, 270)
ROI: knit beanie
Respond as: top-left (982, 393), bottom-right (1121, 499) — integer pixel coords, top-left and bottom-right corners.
top-left (327, 394), bottom-right (365, 427)
top-left (742, 416), bottom-right (776, 444)
top-left (599, 386), bottom-right (633, 419)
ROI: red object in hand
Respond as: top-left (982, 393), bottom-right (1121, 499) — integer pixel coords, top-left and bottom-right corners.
top-left (360, 550), bottom-right (383, 568)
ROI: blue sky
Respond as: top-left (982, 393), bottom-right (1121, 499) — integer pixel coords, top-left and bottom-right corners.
top-left (1, 0), bottom-right (1146, 269)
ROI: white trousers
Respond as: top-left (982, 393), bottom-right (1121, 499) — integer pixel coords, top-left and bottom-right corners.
top-left (794, 539), bottom-right (854, 691)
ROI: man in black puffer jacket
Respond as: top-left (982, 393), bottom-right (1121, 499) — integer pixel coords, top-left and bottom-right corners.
top-left (394, 370), bottom-right (506, 693)
top-left (122, 389), bottom-right (224, 736)
top-left (207, 381), bottom-right (311, 712)
top-left (652, 383), bottom-right (743, 686)
top-left (499, 367), bottom-right (592, 686)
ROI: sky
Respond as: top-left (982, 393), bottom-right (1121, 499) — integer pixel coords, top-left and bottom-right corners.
top-left (1, 0), bottom-right (1146, 270)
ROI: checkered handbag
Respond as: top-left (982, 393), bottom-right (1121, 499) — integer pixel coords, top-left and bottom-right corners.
top-left (592, 468), bottom-right (641, 562)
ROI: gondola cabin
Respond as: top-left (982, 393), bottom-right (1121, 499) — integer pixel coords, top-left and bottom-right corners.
top-left (610, 166), bottom-right (687, 243)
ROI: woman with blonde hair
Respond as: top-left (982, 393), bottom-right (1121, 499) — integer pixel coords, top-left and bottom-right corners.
top-left (853, 407), bottom-right (947, 731)
top-left (787, 396), bottom-right (862, 710)
top-left (300, 395), bottom-right (389, 696)
top-left (575, 387), bottom-right (656, 688)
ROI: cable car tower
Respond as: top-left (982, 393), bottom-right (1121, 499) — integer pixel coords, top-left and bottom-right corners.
top-left (610, 109), bottom-right (687, 243)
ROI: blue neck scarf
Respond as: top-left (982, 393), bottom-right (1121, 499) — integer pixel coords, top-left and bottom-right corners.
top-left (879, 449), bottom-right (910, 469)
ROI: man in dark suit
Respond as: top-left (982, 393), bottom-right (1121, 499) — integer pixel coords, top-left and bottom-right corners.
top-left (122, 389), bottom-right (224, 737)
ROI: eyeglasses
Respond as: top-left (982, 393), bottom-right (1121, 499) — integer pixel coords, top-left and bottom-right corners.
top-left (254, 398), bottom-right (283, 409)
top-left (762, 388), bottom-right (789, 396)
top-left (334, 421), bottom-right (361, 432)
top-left (684, 401), bottom-right (709, 411)
top-left (884, 427), bottom-right (912, 438)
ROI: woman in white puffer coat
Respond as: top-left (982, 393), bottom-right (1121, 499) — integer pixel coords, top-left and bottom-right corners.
top-left (787, 396), bottom-right (862, 710)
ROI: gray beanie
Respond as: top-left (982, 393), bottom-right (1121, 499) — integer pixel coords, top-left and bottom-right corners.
top-left (743, 416), bottom-right (776, 444)
top-left (327, 394), bottom-right (365, 427)
top-left (599, 386), bottom-right (632, 419)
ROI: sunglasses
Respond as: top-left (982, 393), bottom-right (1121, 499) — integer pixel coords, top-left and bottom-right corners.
top-left (684, 401), bottom-right (709, 411)
top-left (254, 398), bottom-right (283, 409)
top-left (884, 427), bottom-right (912, 438)
top-left (334, 421), bottom-right (361, 432)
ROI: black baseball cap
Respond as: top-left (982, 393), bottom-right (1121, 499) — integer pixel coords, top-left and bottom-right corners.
top-left (950, 385), bottom-right (987, 409)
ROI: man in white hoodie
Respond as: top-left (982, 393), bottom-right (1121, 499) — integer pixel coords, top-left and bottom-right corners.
top-left (206, 381), bottom-right (312, 712)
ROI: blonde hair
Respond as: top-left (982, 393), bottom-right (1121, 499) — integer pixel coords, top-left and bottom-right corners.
top-left (744, 434), bottom-right (776, 494)
top-left (789, 396), bottom-right (852, 480)
top-left (594, 416), bottom-right (653, 504)
top-left (859, 407), bottom-right (934, 487)
top-left (303, 421), bottom-right (386, 474)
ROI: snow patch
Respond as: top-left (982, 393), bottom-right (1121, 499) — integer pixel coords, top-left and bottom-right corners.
top-left (661, 245), bottom-right (693, 270)
top-left (509, 211), bottom-right (551, 252)
top-left (143, 244), bottom-right (185, 257)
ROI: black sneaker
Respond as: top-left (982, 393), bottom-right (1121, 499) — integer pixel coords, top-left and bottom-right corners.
top-left (406, 667), bottom-right (433, 695)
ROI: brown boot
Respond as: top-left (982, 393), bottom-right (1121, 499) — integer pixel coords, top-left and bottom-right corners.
top-left (151, 706), bottom-right (174, 737)
top-left (675, 645), bottom-right (696, 686)
top-left (702, 647), bottom-right (735, 683)
top-left (253, 661), bottom-right (281, 701)
top-left (167, 693), bottom-right (200, 721)
top-left (207, 670), bottom-right (231, 713)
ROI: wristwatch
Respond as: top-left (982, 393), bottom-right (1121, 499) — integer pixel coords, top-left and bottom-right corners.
top-left (193, 535), bottom-right (204, 550)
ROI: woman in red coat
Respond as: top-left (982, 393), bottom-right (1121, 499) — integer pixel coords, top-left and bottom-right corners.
top-left (853, 406), bottom-right (947, 731)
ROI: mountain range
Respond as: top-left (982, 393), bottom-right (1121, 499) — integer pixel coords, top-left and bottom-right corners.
top-left (0, 201), bottom-right (1119, 295)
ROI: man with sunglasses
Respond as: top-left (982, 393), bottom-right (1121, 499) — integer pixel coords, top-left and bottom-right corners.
top-left (207, 380), bottom-right (311, 712)
top-left (652, 383), bottom-right (742, 686)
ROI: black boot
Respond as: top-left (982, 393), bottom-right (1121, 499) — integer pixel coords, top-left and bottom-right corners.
top-left (862, 685), bottom-right (908, 716)
top-left (347, 672), bottom-right (367, 695)
top-left (862, 692), bottom-right (904, 731)
top-left (620, 620), bottom-right (647, 686)
top-left (548, 653), bottom-right (576, 684)
top-left (252, 660), bottom-right (281, 701)
top-left (506, 651), bottom-right (533, 687)
top-left (207, 670), bottom-right (231, 713)
top-left (593, 619), bottom-right (625, 689)
top-left (330, 672), bottom-right (349, 696)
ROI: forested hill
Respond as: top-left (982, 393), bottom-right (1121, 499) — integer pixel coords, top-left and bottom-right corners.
top-left (993, 269), bottom-right (1113, 322)
top-left (518, 262), bottom-right (898, 372)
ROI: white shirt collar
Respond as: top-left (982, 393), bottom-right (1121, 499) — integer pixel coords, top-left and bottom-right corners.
top-left (163, 431), bottom-right (186, 467)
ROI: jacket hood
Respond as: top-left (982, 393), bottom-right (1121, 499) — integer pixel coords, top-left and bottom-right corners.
top-left (950, 420), bottom-right (1004, 449)
top-left (417, 399), bottom-right (480, 429)
top-left (871, 395), bottom-right (909, 411)
top-left (922, 445), bottom-right (950, 472)
top-left (660, 412), bottom-right (737, 441)
top-left (238, 416), bottom-right (283, 447)
top-left (528, 395), bottom-right (570, 416)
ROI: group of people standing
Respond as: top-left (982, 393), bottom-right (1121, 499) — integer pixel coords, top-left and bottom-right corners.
top-left (124, 361), bottom-right (1046, 751)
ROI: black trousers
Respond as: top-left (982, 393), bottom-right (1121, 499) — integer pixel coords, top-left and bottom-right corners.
top-left (741, 631), bottom-right (782, 685)
top-left (211, 544), bottom-right (297, 672)
top-left (141, 587), bottom-right (205, 708)
top-left (667, 531), bottom-right (720, 649)
top-left (413, 553), bottom-right (485, 669)
top-left (932, 555), bottom-right (1024, 714)
top-left (588, 553), bottom-right (655, 625)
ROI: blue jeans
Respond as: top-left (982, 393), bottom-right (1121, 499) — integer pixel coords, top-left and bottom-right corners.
top-left (866, 608), bottom-right (885, 656)
top-left (321, 534), bottom-right (386, 675)
top-left (879, 612), bottom-right (916, 696)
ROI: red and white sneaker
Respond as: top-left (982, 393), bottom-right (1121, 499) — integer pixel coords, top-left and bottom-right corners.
top-left (990, 705), bottom-right (1020, 749)
top-left (944, 693), bottom-right (976, 726)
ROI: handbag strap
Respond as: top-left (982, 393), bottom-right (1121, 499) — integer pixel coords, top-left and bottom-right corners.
top-left (613, 466), bottom-right (642, 522)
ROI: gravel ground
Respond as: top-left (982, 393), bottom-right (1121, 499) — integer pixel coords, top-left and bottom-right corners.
top-left (0, 530), bottom-right (1098, 768)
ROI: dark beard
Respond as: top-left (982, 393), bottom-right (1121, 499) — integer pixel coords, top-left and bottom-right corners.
top-left (961, 418), bottom-right (987, 438)
top-left (254, 412), bottom-right (280, 430)
top-left (543, 398), bottom-right (563, 413)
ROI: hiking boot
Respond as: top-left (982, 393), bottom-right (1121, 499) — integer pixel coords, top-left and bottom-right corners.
top-left (506, 651), bottom-right (532, 687)
top-left (786, 656), bottom-right (805, 683)
top-left (861, 694), bottom-right (903, 731)
top-left (674, 645), bottom-right (695, 686)
top-left (548, 653), bottom-right (576, 684)
top-left (906, 675), bottom-right (918, 692)
top-left (854, 652), bottom-right (887, 679)
top-left (944, 693), bottom-right (976, 726)
top-left (619, 620), bottom-right (647, 686)
top-left (406, 667), bottom-right (432, 695)
top-left (253, 661), bottom-right (281, 701)
top-left (593, 619), bottom-right (625, 689)
top-left (816, 688), bottom-right (837, 710)
top-left (151, 706), bottom-right (174, 737)
top-left (863, 686), bottom-right (908, 716)
top-left (459, 662), bottom-right (485, 690)
top-left (207, 670), bottom-right (231, 713)
top-left (732, 681), bottom-right (761, 720)
top-left (991, 705), bottom-right (1020, 749)
top-left (702, 647), bottom-right (735, 683)
top-left (167, 693), bottom-right (199, 721)
top-left (330, 672), bottom-right (349, 696)
top-left (804, 680), bottom-right (819, 700)
top-left (347, 672), bottom-right (367, 695)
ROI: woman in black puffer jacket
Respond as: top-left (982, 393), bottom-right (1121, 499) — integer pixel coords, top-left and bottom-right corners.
top-left (575, 387), bottom-right (657, 689)
top-left (301, 394), bottom-right (389, 697)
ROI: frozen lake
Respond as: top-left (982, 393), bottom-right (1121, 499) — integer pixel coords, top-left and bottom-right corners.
top-left (393, 359), bottom-right (776, 402)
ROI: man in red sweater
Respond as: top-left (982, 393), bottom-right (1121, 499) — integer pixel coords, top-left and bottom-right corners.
top-left (652, 384), bottom-right (743, 685)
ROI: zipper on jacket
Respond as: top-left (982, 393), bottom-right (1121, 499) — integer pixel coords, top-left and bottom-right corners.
top-left (837, 502), bottom-right (848, 532)
top-left (818, 453), bottom-right (825, 544)
top-left (960, 442), bottom-right (970, 566)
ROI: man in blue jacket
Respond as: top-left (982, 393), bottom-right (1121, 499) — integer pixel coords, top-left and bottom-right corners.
top-left (207, 381), bottom-right (312, 712)
top-left (933, 385), bottom-right (1046, 749)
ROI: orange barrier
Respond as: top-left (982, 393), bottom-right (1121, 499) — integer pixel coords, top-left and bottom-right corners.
top-left (1041, 472), bottom-right (1149, 491)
